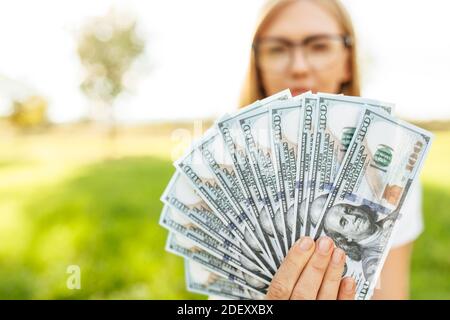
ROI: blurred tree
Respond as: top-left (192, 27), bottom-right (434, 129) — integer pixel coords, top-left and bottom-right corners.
top-left (10, 95), bottom-right (48, 129)
top-left (77, 9), bottom-right (145, 137)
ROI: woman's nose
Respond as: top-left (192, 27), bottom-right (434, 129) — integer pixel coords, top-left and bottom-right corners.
top-left (290, 48), bottom-right (309, 74)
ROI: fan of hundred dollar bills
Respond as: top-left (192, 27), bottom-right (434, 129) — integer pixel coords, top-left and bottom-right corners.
top-left (159, 90), bottom-right (432, 300)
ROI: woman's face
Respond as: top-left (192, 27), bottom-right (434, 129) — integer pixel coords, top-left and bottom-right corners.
top-left (324, 204), bottom-right (373, 241)
top-left (257, 0), bottom-right (351, 96)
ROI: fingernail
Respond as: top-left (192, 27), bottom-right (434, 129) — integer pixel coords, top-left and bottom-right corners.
top-left (318, 237), bottom-right (332, 254)
top-left (332, 248), bottom-right (345, 265)
top-left (344, 278), bottom-right (355, 293)
top-left (297, 237), bottom-right (313, 251)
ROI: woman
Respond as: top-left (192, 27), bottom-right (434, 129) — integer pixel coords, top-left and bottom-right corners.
top-left (239, 0), bottom-right (424, 300)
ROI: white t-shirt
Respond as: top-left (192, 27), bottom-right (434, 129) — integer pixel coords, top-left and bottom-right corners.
top-left (390, 180), bottom-right (424, 248)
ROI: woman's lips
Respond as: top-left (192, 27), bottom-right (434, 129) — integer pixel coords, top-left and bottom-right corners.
top-left (291, 88), bottom-right (311, 96)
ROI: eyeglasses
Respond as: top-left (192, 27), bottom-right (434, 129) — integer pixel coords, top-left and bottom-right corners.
top-left (253, 34), bottom-right (352, 73)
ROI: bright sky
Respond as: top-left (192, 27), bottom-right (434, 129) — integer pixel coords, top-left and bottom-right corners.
top-left (0, 0), bottom-right (449, 123)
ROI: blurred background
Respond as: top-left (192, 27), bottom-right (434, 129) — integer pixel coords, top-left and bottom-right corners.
top-left (0, 0), bottom-right (449, 299)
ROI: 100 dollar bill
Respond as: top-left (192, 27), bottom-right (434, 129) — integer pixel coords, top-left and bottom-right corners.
top-left (314, 107), bottom-right (432, 300)
top-left (305, 93), bottom-right (394, 236)
top-left (238, 106), bottom-right (290, 254)
top-left (216, 90), bottom-right (291, 265)
top-left (160, 205), bottom-right (271, 283)
top-left (185, 260), bottom-right (266, 300)
top-left (175, 139), bottom-right (274, 275)
top-left (270, 96), bottom-right (305, 246)
top-left (199, 129), bottom-right (278, 270)
top-left (294, 94), bottom-right (317, 239)
top-left (166, 232), bottom-right (269, 294)
top-left (161, 171), bottom-right (243, 256)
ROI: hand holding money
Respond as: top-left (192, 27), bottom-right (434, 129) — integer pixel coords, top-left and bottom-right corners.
top-left (266, 236), bottom-right (355, 300)
top-left (159, 90), bottom-right (432, 300)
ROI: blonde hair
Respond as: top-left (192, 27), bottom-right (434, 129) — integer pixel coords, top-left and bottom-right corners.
top-left (239, 0), bottom-right (360, 107)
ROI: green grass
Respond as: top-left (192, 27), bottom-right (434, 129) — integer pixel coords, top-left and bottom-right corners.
top-left (411, 184), bottom-right (450, 299)
top-left (0, 128), bottom-right (449, 299)
top-left (0, 156), bottom-right (201, 299)
top-left (410, 131), bottom-right (450, 299)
